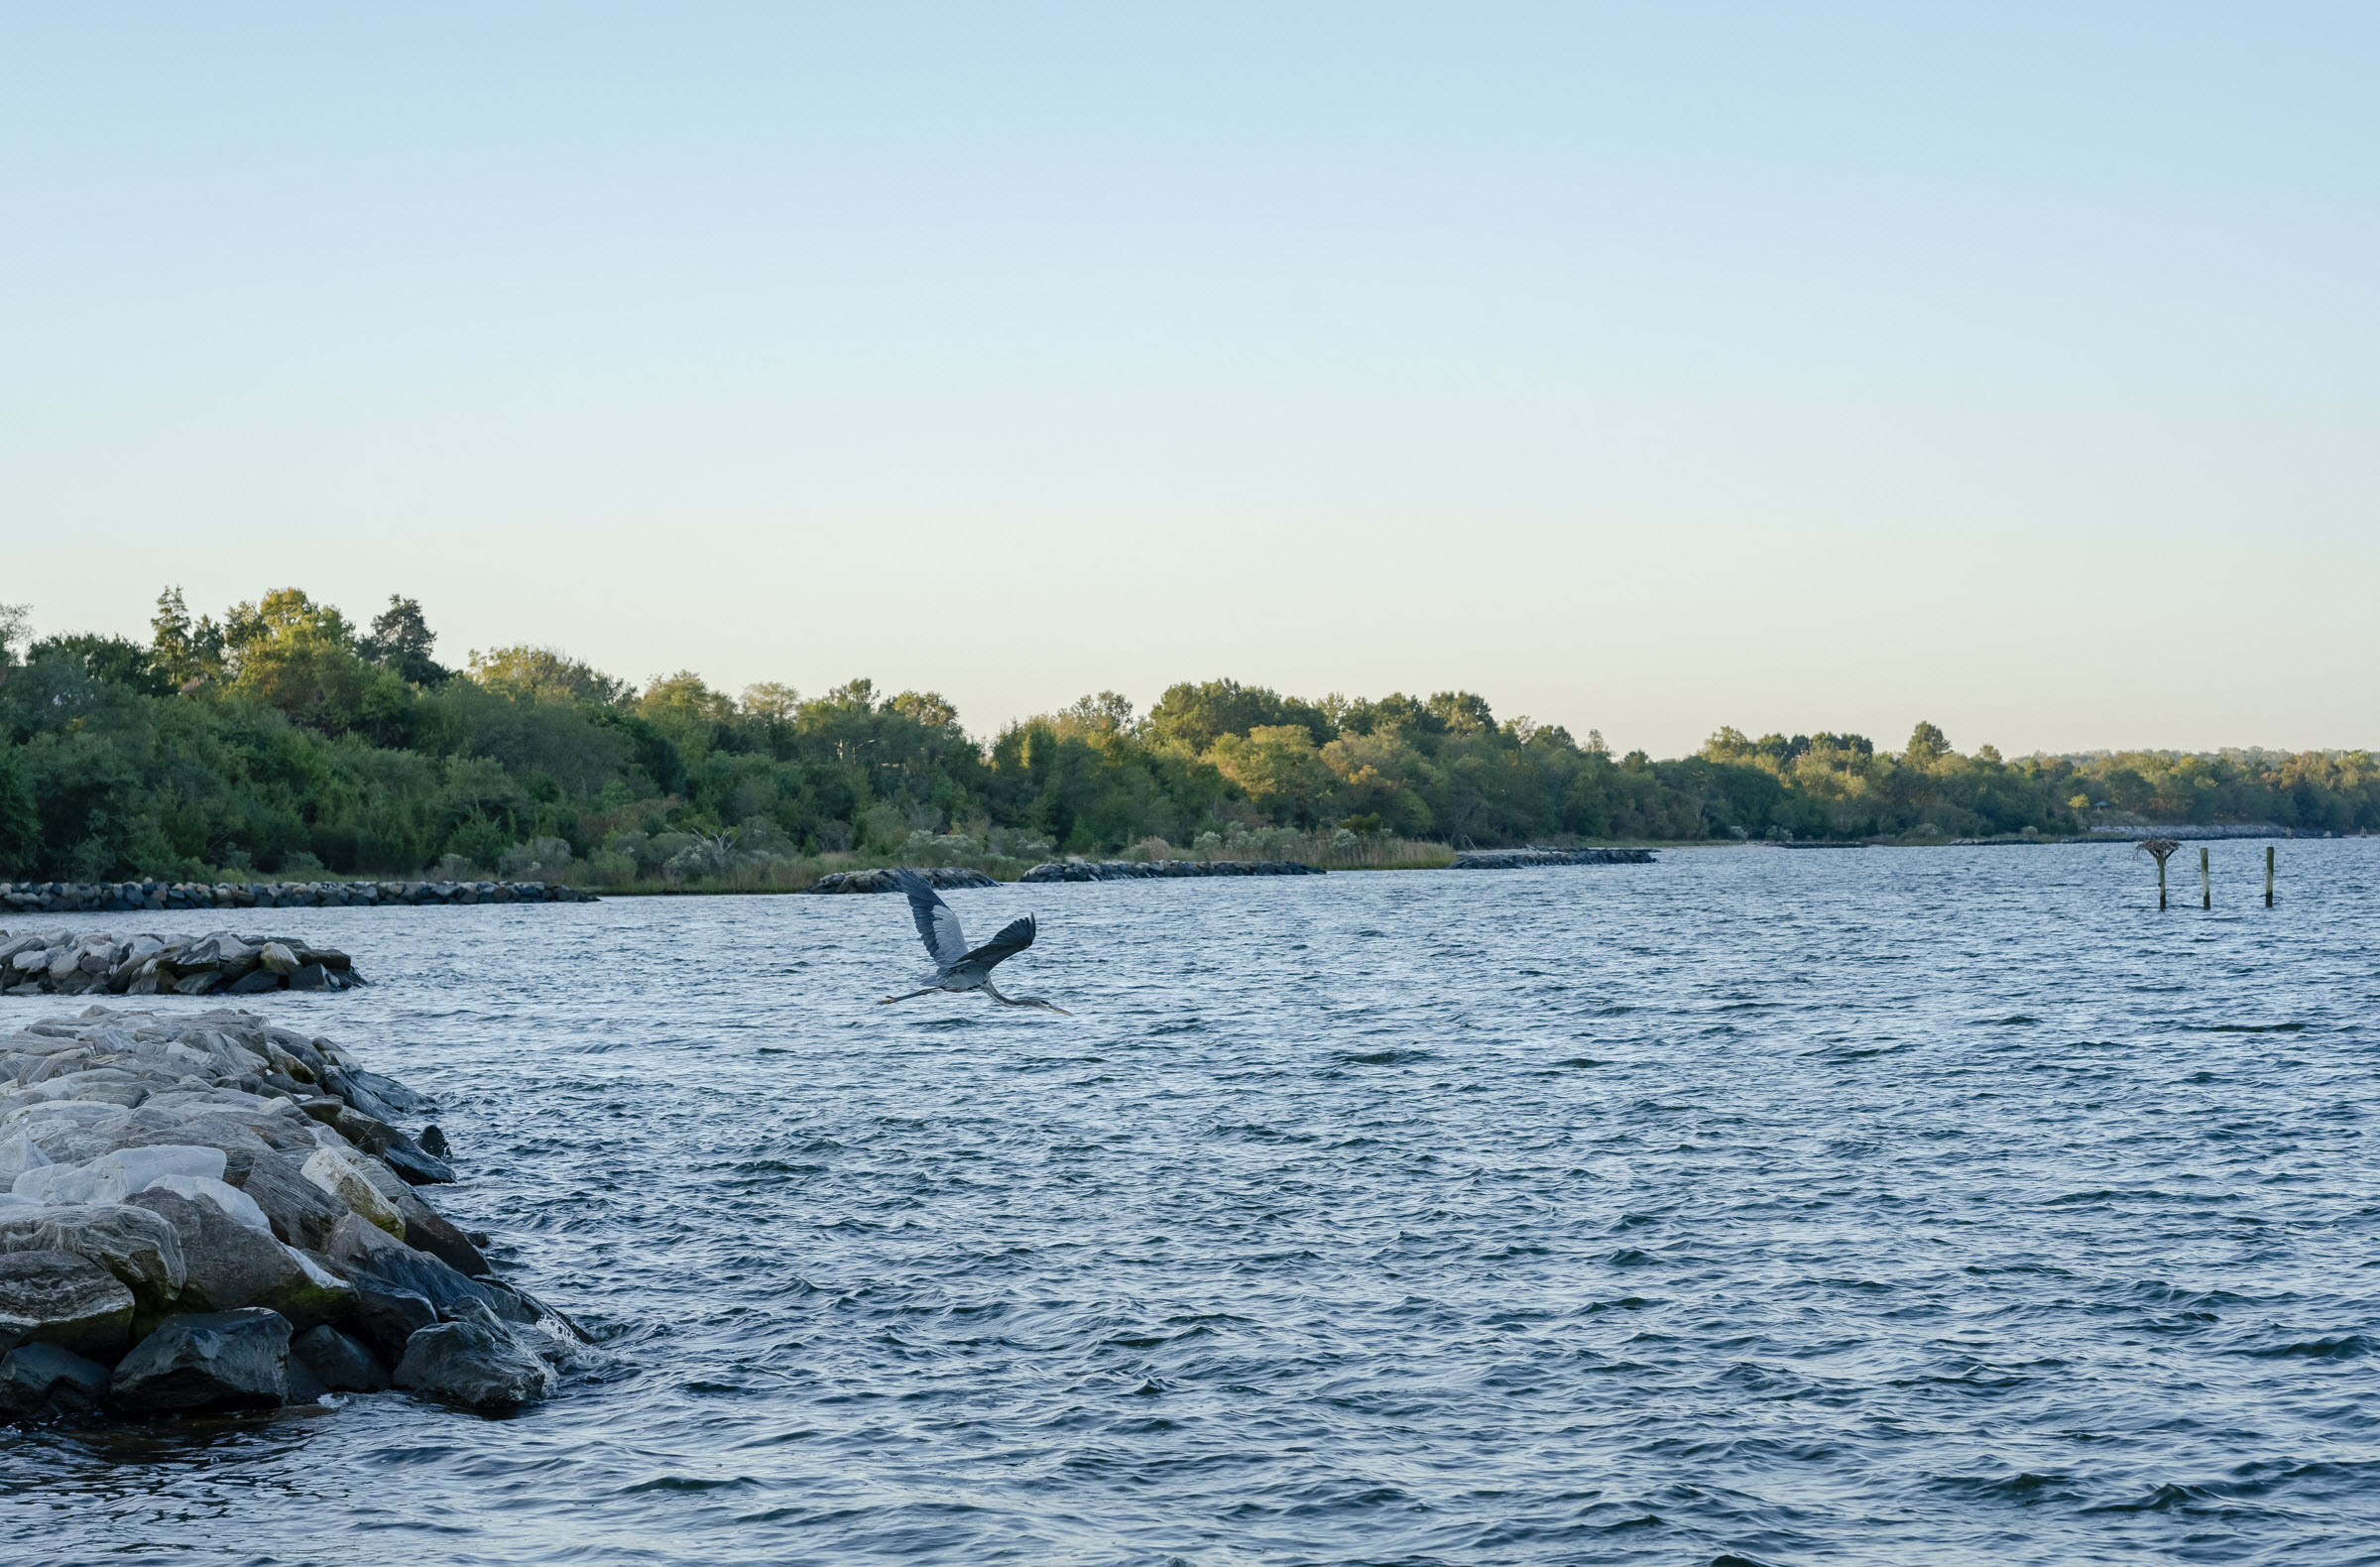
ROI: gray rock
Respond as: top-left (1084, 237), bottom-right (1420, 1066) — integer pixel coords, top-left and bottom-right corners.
top-left (109, 1307), bottom-right (291, 1414)
top-left (378, 1142), bottom-right (454, 1186)
top-left (225, 968), bottom-right (281, 996)
top-left (390, 1187), bottom-right (490, 1275)
top-left (332, 1108), bottom-right (454, 1185)
top-left (0, 1203), bottom-right (185, 1314)
top-left (0, 1343), bottom-right (111, 1418)
top-left (289, 964), bottom-right (328, 991)
top-left (322, 1215), bottom-right (523, 1324)
top-left (341, 1067), bottom-right (430, 1116)
top-left (116, 1119), bottom-right (277, 1184)
top-left (125, 1189), bottom-right (351, 1330)
top-left (283, 1346), bottom-right (328, 1404)
top-left (393, 1298), bottom-right (552, 1409)
top-left (0, 1250), bottom-right (136, 1362)
top-left (234, 1149), bottom-right (350, 1253)
top-left (292, 1323), bottom-right (389, 1391)
top-left (346, 1283), bottom-right (437, 1362)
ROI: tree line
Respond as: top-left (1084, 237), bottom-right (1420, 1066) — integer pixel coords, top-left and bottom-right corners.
top-left (0, 588), bottom-right (2371, 884)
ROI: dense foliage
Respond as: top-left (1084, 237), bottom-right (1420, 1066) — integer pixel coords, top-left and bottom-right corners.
top-left (0, 590), bottom-right (2371, 884)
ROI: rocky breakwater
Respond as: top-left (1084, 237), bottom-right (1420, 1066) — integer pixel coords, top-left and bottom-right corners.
top-left (1020, 859), bottom-right (1325, 883)
top-left (0, 880), bottom-right (595, 914)
top-left (0, 1007), bottom-right (583, 1422)
top-left (1449, 847), bottom-right (1657, 869)
top-left (806, 867), bottom-right (1001, 894)
top-left (2, 929), bottom-right (365, 999)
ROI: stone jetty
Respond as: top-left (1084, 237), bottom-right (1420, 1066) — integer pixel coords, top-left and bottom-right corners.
top-left (0, 1006), bottom-right (581, 1421)
top-left (1448, 848), bottom-right (1657, 869)
top-left (806, 867), bottom-right (1001, 894)
top-left (3, 931), bottom-right (365, 999)
top-left (0, 880), bottom-right (594, 914)
top-left (1020, 859), bottom-right (1325, 882)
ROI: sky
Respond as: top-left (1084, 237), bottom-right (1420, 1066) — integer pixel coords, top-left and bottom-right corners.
top-left (3, 4), bottom-right (2373, 758)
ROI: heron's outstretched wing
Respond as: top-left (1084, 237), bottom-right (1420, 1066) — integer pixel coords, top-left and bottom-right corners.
top-left (895, 868), bottom-right (969, 970)
top-left (962, 914), bottom-right (1037, 970)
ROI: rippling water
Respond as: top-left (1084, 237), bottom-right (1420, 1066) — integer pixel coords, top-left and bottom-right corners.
top-left (3, 841), bottom-right (2377, 1566)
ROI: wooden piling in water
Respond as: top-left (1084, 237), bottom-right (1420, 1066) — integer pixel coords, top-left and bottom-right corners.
top-left (2138, 838), bottom-right (2181, 910)
top-left (2201, 846), bottom-right (2210, 909)
top-left (2267, 844), bottom-right (2275, 906)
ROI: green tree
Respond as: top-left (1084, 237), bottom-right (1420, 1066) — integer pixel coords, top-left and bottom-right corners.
top-left (359, 595), bottom-right (449, 685)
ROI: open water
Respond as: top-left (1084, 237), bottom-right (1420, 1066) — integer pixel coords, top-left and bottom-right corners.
top-left (2, 840), bottom-right (2377, 1566)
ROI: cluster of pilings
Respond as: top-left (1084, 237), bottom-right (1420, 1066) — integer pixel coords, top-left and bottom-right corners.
top-left (2137, 841), bottom-right (2278, 909)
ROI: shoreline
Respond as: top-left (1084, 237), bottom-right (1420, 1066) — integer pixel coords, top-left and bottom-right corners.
top-left (1, 829), bottom-right (2350, 911)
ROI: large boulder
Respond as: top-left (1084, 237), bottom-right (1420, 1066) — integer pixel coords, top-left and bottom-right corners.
top-left (332, 1110), bottom-right (454, 1185)
top-left (0, 1203), bottom-right (184, 1314)
top-left (0, 1342), bottom-right (111, 1418)
top-left (345, 1283), bottom-right (437, 1363)
top-left (300, 1148), bottom-right (405, 1237)
top-left (140, 1171), bottom-right (274, 1235)
top-left (393, 1299), bottom-right (552, 1409)
top-left (115, 1119), bottom-right (277, 1184)
top-left (234, 1150), bottom-right (350, 1252)
top-left (109, 1308), bottom-right (291, 1413)
top-left (284, 1347), bottom-right (328, 1404)
top-left (10, 1145), bottom-right (228, 1207)
top-left (292, 1323), bottom-right (389, 1392)
top-left (0, 1250), bottom-right (135, 1362)
top-left (125, 1190), bottom-right (352, 1330)
top-left (321, 1215), bottom-right (527, 1325)
top-left (390, 1187), bottom-right (490, 1276)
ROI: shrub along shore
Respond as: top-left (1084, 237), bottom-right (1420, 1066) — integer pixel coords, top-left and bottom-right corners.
top-left (5, 585), bottom-right (2372, 894)
top-left (0, 1006), bottom-right (584, 1421)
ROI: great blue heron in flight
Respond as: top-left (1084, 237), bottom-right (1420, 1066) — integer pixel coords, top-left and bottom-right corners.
top-left (880, 868), bottom-right (1071, 1014)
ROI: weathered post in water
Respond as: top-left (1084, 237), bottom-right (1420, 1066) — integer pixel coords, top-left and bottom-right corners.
top-left (2137, 837), bottom-right (2181, 910)
top-left (2201, 846), bottom-right (2211, 908)
top-left (2267, 844), bottom-right (2276, 906)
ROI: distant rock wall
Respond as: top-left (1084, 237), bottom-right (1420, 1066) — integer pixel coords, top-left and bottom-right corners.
top-left (1448, 848), bottom-right (1657, 869)
top-left (1, 931), bottom-right (364, 999)
top-left (0, 881), bottom-right (594, 914)
top-left (1019, 860), bottom-right (1324, 883)
top-left (805, 868), bottom-right (1000, 894)
top-left (2085, 824), bottom-right (2291, 842)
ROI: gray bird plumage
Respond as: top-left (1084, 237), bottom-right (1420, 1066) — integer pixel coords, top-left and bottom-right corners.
top-left (881, 869), bottom-right (1070, 1014)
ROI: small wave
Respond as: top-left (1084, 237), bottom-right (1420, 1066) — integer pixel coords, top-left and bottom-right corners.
top-left (1972, 1471), bottom-right (2076, 1501)
top-left (2082, 1481), bottom-right (2222, 1514)
top-left (1333, 1047), bottom-right (1434, 1066)
top-left (2194, 1021), bottom-right (2306, 1033)
top-left (2245, 1335), bottom-right (2371, 1360)
top-left (619, 1473), bottom-right (761, 1494)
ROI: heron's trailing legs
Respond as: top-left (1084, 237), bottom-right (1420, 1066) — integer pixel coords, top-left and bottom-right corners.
top-left (983, 982), bottom-right (1071, 1016)
top-left (879, 986), bottom-right (940, 1005)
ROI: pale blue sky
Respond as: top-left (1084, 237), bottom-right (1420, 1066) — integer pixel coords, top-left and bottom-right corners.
top-left (4, 5), bottom-right (2373, 755)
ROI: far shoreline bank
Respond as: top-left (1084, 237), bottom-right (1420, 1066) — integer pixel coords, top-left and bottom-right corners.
top-left (5, 829), bottom-right (2359, 911)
